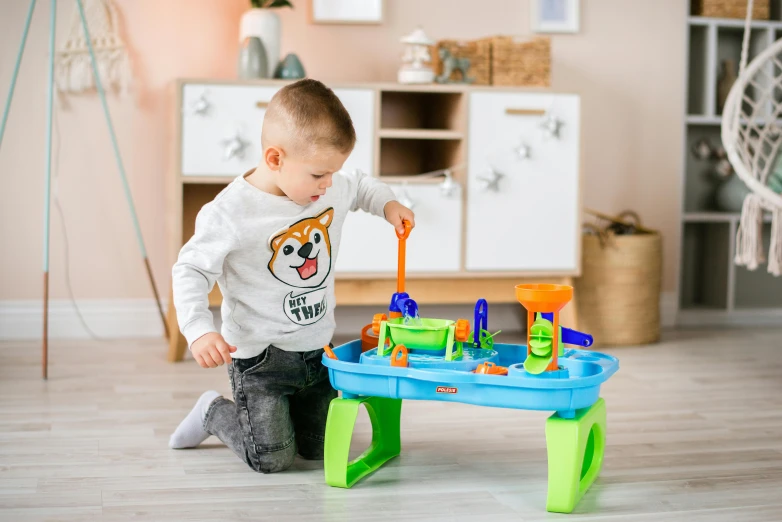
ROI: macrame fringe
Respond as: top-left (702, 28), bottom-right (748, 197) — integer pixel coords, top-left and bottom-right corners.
top-left (768, 207), bottom-right (782, 276)
top-left (734, 193), bottom-right (765, 271)
top-left (56, 48), bottom-right (132, 96)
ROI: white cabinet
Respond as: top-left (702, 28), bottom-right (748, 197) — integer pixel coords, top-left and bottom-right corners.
top-left (336, 183), bottom-right (463, 274)
top-left (466, 92), bottom-right (580, 272)
top-left (175, 81), bottom-right (582, 280)
top-left (181, 84), bottom-right (281, 176)
top-left (332, 88), bottom-right (375, 175)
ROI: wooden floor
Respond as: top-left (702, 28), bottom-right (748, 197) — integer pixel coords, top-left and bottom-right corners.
top-left (1, 328), bottom-right (782, 521)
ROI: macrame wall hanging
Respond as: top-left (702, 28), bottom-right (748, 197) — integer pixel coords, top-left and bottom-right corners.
top-left (55, 0), bottom-right (133, 96)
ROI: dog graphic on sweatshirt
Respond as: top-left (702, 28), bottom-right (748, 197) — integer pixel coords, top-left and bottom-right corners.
top-left (268, 208), bottom-right (334, 325)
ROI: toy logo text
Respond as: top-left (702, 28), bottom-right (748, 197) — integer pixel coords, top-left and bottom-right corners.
top-left (436, 386), bottom-right (458, 394)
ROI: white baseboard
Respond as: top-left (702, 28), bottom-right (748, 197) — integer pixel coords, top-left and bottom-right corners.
top-left (0, 299), bottom-right (168, 340)
top-left (660, 291), bottom-right (678, 328)
top-left (677, 307), bottom-right (782, 327)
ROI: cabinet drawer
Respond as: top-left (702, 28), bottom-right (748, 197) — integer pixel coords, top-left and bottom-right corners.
top-left (336, 183), bottom-right (462, 274)
top-left (181, 84), bottom-right (280, 176)
top-left (180, 84), bottom-right (376, 177)
top-left (466, 92), bottom-right (580, 272)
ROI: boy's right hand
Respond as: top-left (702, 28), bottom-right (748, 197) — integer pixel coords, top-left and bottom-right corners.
top-left (191, 332), bottom-right (237, 368)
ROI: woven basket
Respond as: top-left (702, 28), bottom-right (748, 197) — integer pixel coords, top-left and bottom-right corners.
top-left (430, 38), bottom-right (492, 85)
top-left (491, 36), bottom-right (551, 87)
top-left (692, 0), bottom-right (769, 19)
top-left (574, 211), bottom-right (662, 347)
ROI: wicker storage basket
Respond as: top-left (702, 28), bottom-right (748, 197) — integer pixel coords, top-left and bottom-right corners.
top-left (692, 0), bottom-right (769, 19)
top-left (491, 36), bottom-right (551, 87)
top-left (574, 211), bottom-right (662, 347)
top-left (430, 38), bottom-right (492, 85)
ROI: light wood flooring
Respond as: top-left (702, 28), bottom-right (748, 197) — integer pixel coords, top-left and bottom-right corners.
top-left (1, 328), bottom-right (782, 521)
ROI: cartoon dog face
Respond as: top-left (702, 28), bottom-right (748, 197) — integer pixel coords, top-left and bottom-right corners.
top-left (268, 208), bottom-right (333, 289)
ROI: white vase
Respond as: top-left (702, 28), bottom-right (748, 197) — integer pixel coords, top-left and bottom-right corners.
top-left (240, 9), bottom-right (280, 78)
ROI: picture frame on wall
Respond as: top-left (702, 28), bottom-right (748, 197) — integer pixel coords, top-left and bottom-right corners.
top-left (530, 0), bottom-right (580, 34)
top-left (310, 0), bottom-right (384, 24)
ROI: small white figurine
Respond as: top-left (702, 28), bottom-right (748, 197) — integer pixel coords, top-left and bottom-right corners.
top-left (398, 27), bottom-right (435, 84)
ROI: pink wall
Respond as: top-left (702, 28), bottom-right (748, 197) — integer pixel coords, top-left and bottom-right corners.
top-left (0, 0), bottom-right (685, 301)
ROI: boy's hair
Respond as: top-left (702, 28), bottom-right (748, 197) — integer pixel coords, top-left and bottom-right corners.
top-left (262, 78), bottom-right (356, 156)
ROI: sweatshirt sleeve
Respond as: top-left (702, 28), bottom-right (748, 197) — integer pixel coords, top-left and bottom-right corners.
top-left (341, 169), bottom-right (397, 218)
top-left (172, 205), bottom-right (237, 347)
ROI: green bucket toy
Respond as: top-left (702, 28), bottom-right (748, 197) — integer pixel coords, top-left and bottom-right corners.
top-left (378, 317), bottom-right (464, 361)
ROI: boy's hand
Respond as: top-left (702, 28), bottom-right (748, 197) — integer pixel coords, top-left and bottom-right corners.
top-left (191, 332), bottom-right (237, 368)
top-left (384, 200), bottom-right (416, 235)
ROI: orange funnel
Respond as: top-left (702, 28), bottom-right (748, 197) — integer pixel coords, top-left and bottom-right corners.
top-left (515, 284), bottom-right (573, 373)
top-left (515, 284), bottom-right (573, 312)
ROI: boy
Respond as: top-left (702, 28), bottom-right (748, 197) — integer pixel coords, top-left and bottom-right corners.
top-left (168, 79), bottom-right (415, 473)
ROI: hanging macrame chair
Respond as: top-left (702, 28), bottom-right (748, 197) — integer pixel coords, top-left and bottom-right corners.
top-left (721, 0), bottom-right (782, 276)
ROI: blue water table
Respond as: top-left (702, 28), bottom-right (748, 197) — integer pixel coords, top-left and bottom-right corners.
top-left (321, 221), bottom-right (618, 514)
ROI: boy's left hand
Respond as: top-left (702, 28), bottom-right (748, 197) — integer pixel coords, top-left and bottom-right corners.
top-left (384, 200), bottom-right (416, 235)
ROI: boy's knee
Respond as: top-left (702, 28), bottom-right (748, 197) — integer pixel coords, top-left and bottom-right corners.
top-left (296, 434), bottom-right (325, 460)
top-left (251, 443), bottom-right (297, 474)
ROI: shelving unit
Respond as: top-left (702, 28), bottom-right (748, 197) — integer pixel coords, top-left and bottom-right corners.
top-left (375, 88), bottom-right (466, 178)
top-left (679, 3), bottom-right (782, 325)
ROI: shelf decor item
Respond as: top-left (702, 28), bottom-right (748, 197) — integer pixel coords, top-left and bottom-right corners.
top-left (240, 0), bottom-right (293, 78)
top-left (398, 27), bottom-right (436, 84)
top-left (273, 53), bottom-right (306, 79)
top-left (491, 36), bottom-right (551, 87)
top-left (692, 0), bottom-right (769, 19)
top-left (430, 37), bottom-right (491, 86)
top-left (237, 36), bottom-right (268, 79)
top-left (717, 59), bottom-right (737, 114)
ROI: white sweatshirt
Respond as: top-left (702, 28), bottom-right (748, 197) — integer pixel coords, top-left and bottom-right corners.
top-left (172, 170), bottom-right (396, 359)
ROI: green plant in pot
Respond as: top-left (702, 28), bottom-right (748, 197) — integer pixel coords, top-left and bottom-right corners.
top-left (241, 0), bottom-right (293, 78)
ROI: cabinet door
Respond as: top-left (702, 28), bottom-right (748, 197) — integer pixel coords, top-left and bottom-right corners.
top-left (336, 183), bottom-right (463, 274)
top-left (181, 84), bottom-right (281, 176)
top-left (332, 88), bottom-right (375, 175)
top-left (466, 92), bottom-right (580, 272)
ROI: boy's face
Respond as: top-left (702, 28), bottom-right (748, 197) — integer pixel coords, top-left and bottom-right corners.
top-left (273, 146), bottom-right (350, 206)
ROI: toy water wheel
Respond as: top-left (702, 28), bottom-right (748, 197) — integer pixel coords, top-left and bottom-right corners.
top-left (478, 329), bottom-right (497, 350)
top-left (454, 319), bottom-right (470, 342)
top-left (372, 313), bottom-right (387, 335)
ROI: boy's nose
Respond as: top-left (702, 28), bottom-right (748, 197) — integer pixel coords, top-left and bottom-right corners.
top-left (298, 242), bottom-right (313, 258)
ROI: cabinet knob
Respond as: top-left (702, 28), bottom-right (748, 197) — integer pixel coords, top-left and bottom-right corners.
top-left (477, 168), bottom-right (503, 192)
top-left (514, 143), bottom-right (532, 160)
top-left (440, 169), bottom-right (459, 197)
top-left (190, 92), bottom-right (211, 116)
top-left (540, 114), bottom-right (563, 140)
top-left (221, 131), bottom-right (250, 160)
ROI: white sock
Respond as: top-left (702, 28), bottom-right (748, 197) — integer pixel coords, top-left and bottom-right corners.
top-left (169, 390), bottom-right (221, 449)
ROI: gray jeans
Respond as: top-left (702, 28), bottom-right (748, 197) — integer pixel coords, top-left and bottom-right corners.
top-left (203, 345), bottom-right (338, 473)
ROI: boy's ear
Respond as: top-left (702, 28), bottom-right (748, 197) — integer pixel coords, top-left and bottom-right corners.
top-left (264, 145), bottom-right (283, 171)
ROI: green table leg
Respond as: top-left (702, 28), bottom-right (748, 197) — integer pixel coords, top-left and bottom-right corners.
top-left (545, 398), bottom-right (607, 513)
top-left (324, 396), bottom-right (402, 488)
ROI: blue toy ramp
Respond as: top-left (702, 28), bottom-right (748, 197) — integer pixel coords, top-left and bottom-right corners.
top-left (323, 340), bottom-right (618, 417)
